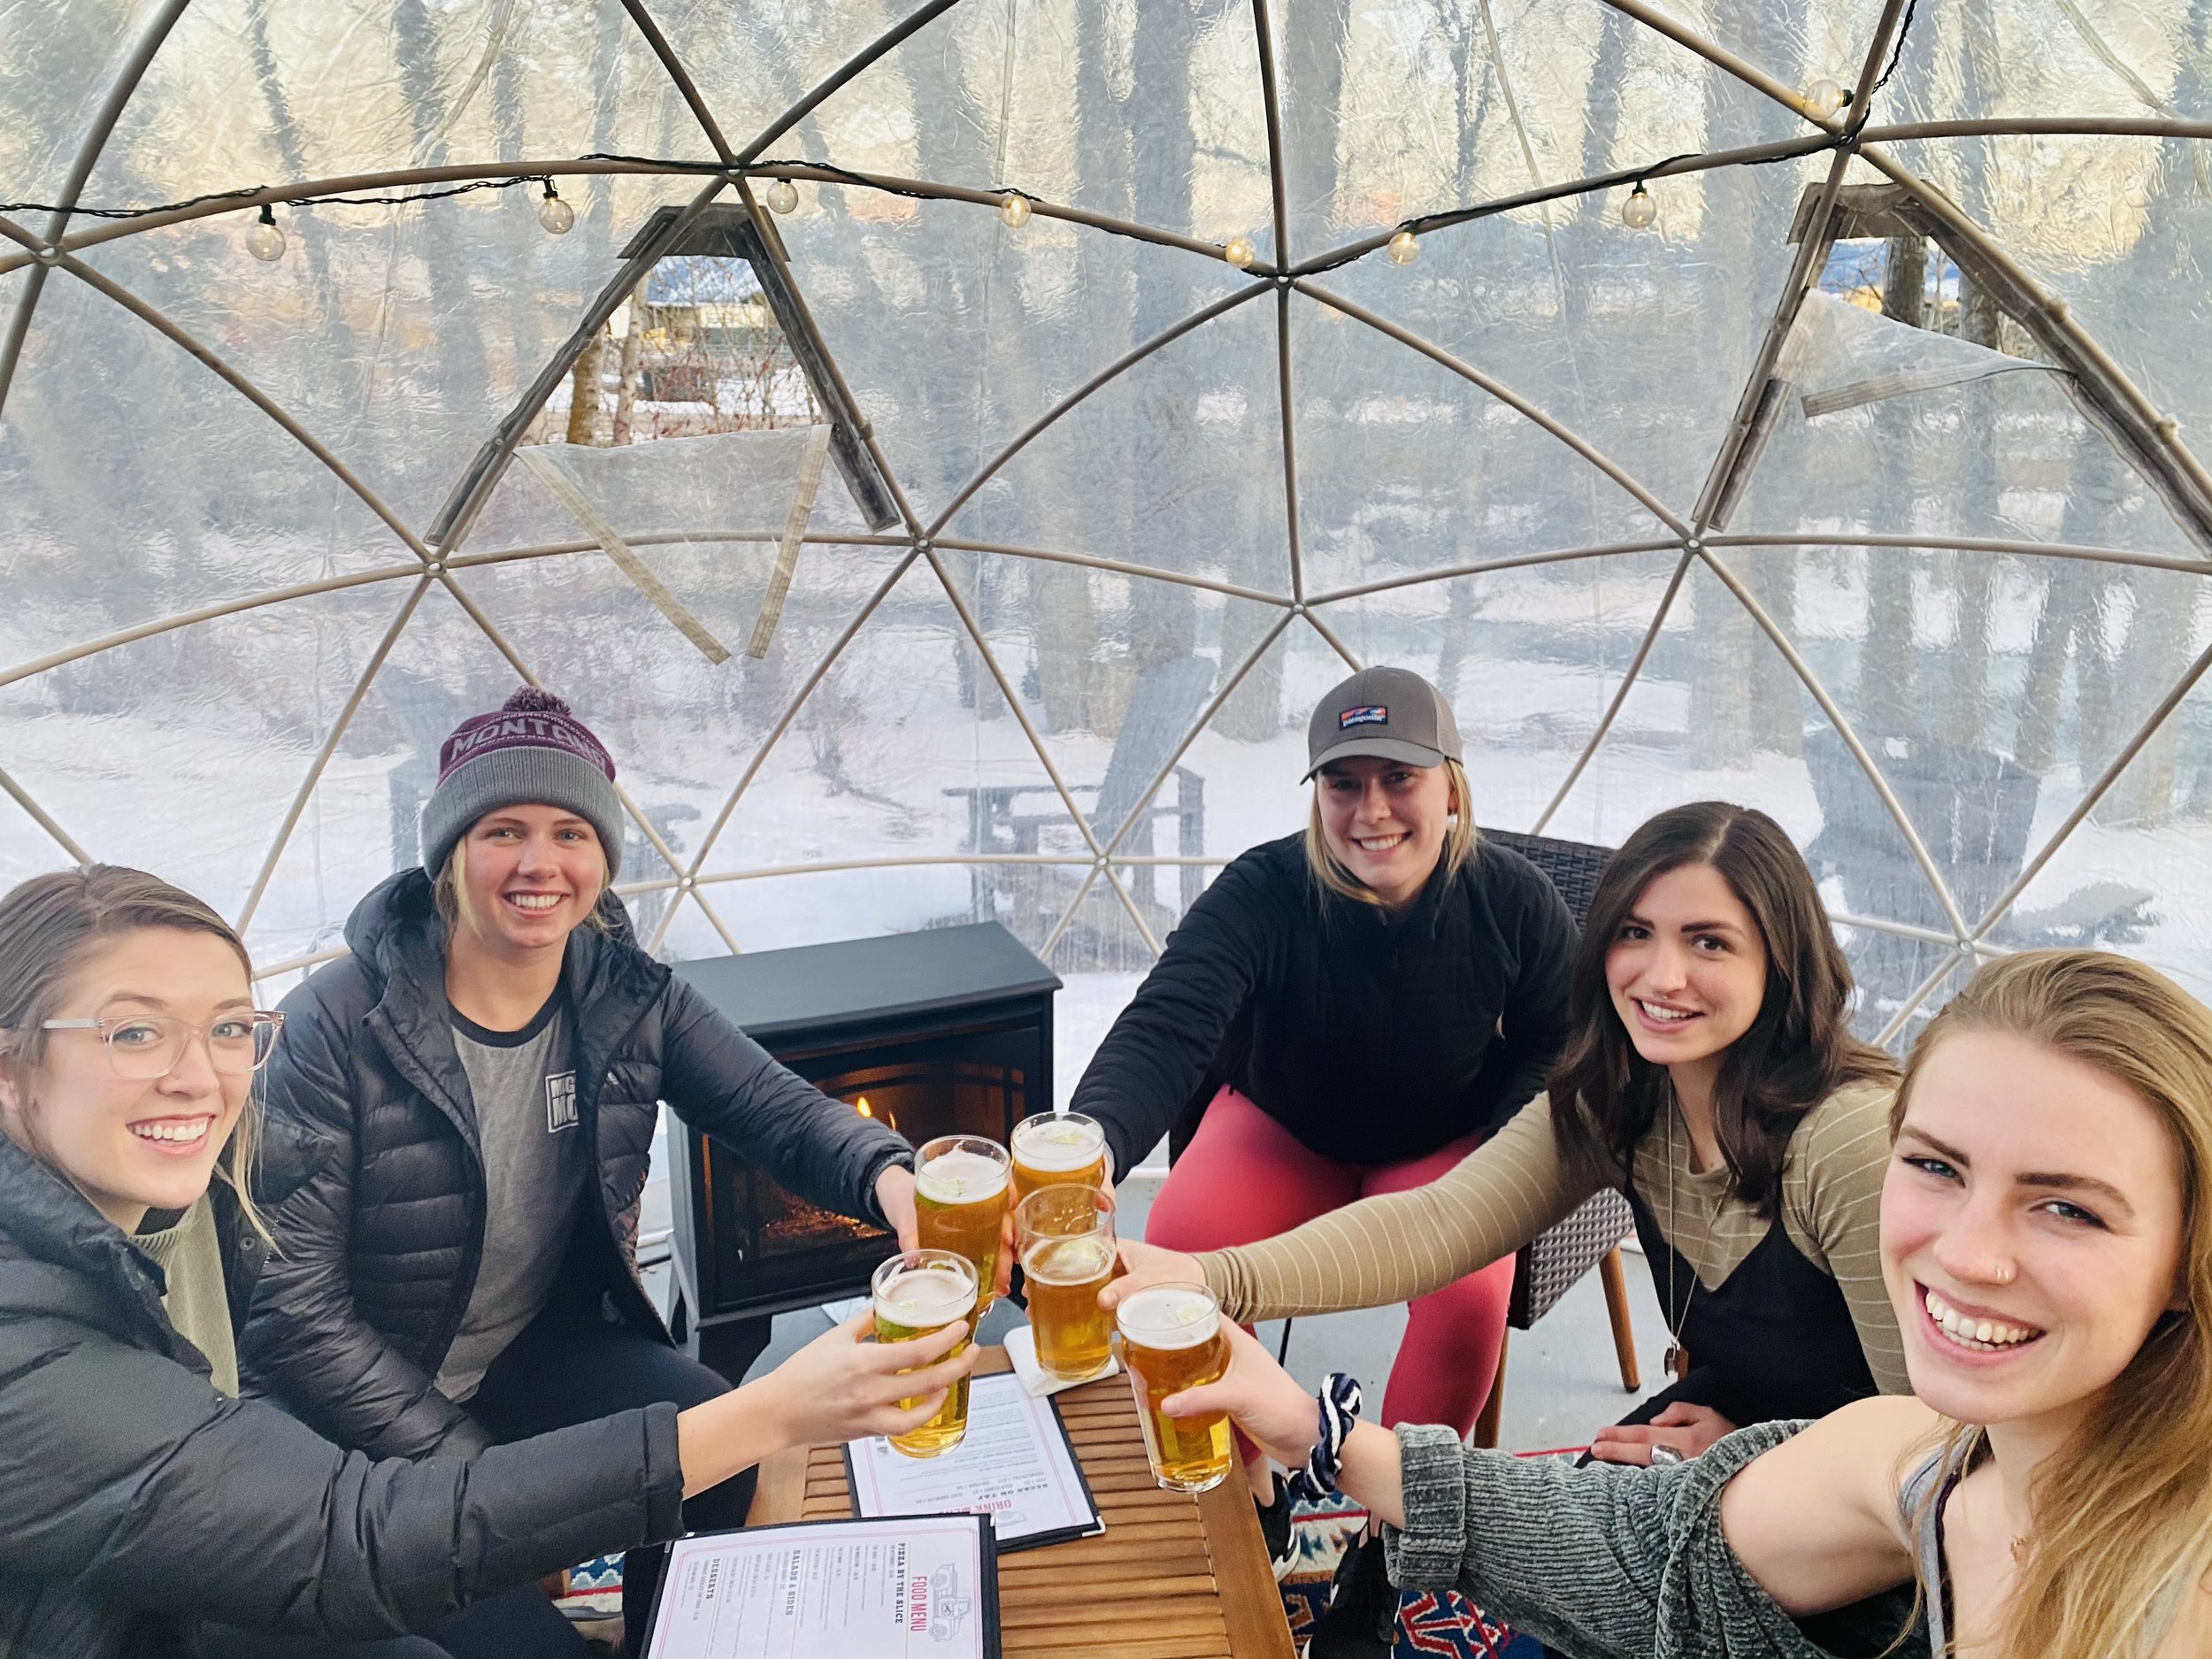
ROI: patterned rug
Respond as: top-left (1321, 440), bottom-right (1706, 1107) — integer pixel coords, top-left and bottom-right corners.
top-left (1279, 1490), bottom-right (1371, 1645)
top-left (555, 1554), bottom-right (624, 1621)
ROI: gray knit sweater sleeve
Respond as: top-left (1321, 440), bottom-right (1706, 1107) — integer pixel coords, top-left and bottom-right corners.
top-left (1381, 1421), bottom-right (1928, 1659)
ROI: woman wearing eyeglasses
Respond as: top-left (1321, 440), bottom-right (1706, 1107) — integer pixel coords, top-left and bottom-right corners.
top-left (0, 865), bottom-right (976, 1658)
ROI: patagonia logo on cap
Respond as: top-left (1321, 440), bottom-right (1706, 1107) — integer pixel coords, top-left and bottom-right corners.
top-left (1339, 705), bottom-right (1388, 729)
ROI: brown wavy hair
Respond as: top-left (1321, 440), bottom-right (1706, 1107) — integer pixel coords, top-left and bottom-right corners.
top-left (1897, 951), bottom-right (2212, 1658)
top-left (0, 865), bottom-right (269, 1240)
top-left (1548, 802), bottom-right (1895, 1215)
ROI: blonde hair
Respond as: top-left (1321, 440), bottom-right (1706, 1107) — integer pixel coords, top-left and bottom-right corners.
top-left (0, 866), bottom-right (271, 1242)
top-left (1895, 950), bottom-right (2212, 1657)
top-left (1302, 756), bottom-right (1478, 908)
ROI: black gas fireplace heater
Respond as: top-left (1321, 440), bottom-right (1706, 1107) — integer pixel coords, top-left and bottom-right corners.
top-left (665, 922), bottom-right (1058, 1381)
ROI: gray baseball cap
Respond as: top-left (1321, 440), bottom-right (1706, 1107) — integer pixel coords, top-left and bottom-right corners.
top-left (1304, 665), bottom-right (1463, 780)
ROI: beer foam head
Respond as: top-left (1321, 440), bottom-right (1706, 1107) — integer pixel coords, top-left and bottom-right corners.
top-left (1116, 1283), bottom-right (1221, 1348)
top-left (874, 1263), bottom-right (978, 1325)
top-left (917, 1146), bottom-right (1010, 1202)
top-left (1012, 1111), bottom-right (1104, 1171)
top-left (1023, 1232), bottom-right (1115, 1285)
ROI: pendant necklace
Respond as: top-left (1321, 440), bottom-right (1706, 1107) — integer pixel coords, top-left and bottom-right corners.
top-left (1661, 1086), bottom-right (1692, 1382)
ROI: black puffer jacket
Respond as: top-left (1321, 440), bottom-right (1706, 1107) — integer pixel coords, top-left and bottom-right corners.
top-left (0, 1131), bottom-right (683, 1659)
top-left (242, 869), bottom-right (910, 1460)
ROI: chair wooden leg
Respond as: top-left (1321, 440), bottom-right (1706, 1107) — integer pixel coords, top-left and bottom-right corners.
top-left (1473, 1330), bottom-right (1508, 1449)
top-left (1598, 1247), bottom-right (1641, 1392)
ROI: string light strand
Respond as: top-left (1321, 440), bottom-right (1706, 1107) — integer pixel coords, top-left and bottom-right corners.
top-left (0, 77), bottom-right (1901, 278)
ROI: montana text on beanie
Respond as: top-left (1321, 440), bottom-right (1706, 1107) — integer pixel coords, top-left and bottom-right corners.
top-left (418, 687), bottom-right (626, 881)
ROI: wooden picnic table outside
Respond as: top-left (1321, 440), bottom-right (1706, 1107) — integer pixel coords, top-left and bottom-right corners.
top-left (747, 1345), bottom-right (1297, 1659)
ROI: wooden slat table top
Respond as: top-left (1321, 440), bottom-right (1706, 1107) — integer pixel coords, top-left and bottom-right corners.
top-left (749, 1347), bottom-right (1294, 1659)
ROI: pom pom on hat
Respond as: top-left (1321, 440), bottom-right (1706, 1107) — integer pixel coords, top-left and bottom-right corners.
top-left (503, 687), bottom-right (572, 716)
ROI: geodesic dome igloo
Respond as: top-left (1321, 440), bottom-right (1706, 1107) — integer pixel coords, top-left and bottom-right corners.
top-left (4, 1), bottom-right (2210, 1052)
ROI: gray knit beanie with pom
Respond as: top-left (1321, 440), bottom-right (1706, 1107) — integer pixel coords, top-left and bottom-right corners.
top-left (419, 687), bottom-right (625, 881)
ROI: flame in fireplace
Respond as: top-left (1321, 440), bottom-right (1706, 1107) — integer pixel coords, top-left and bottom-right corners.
top-left (851, 1094), bottom-right (896, 1132)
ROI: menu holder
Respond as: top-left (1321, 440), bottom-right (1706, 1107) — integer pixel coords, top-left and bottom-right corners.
top-left (843, 1370), bottom-right (1106, 1552)
top-left (641, 1513), bottom-right (999, 1659)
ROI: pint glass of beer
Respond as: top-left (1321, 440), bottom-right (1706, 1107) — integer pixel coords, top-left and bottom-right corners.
top-left (1014, 1183), bottom-right (1118, 1384)
top-left (870, 1248), bottom-right (979, 1458)
top-left (1009, 1110), bottom-right (1109, 1203)
top-left (914, 1135), bottom-right (1011, 1317)
top-left (1116, 1283), bottom-right (1233, 1494)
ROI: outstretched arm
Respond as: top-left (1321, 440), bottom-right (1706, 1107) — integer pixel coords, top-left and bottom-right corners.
top-left (1164, 1325), bottom-right (1927, 1659)
top-left (1070, 856), bottom-right (1276, 1182)
top-left (1181, 1095), bottom-right (1601, 1323)
top-left (1716, 1394), bottom-right (1932, 1615)
top-left (4, 1313), bottom-right (978, 1640)
top-left (659, 978), bottom-right (914, 1229)
top-left (0, 1329), bottom-right (676, 1638)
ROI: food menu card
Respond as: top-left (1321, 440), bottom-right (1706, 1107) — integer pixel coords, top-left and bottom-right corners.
top-left (642, 1514), bottom-right (998, 1659)
top-left (844, 1371), bottom-right (1105, 1551)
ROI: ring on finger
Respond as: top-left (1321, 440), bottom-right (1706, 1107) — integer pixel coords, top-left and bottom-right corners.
top-left (1647, 1443), bottom-right (1685, 1466)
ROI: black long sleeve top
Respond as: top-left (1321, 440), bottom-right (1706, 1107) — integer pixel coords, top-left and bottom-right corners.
top-left (1073, 833), bottom-right (1580, 1178)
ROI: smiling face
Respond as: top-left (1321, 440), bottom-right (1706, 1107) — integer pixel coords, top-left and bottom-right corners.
top-left (1603, 861), bottom-right (1770, 1076)
top-left (1314, 756), bottom-right (1453, 909)
top-left (0, 926), bottom-right (254, 1233)
top-left (1882, 1029), bottom-right (2187, 1435)
top-left (449, 804), bottom-right (610, 959)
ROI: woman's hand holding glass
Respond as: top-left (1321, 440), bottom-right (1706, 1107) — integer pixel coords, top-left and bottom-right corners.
top-left (676, 1310), bottom-right (977, 1496)
top-left (1155, 1318), bottom-right (1319, 1470)
top-left (1097, 1237), bottom-right (1208, 1312)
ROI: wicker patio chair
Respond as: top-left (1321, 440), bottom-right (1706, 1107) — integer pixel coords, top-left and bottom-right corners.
top-left (1472, 828), bottom-right (1640, 1446)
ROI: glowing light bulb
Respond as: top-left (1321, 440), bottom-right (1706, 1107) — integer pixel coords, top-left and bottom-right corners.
top-left (1386, 229), bottom-right (1419, 265)
top-left (1224, 234), bottom-right (1256, 269)
top-left (536, 181), bottom-right (575, 235)
top-left (244, 204), bottom-right (286, 264)
top-left (1804, 76), bottom-right (1849, 119)
top-left (764, 178), bottom-right (799, 215)
top-left (1621, 182), bottom-right (1658, 230)
top-left (999, 191), bottom-right (1032, 229)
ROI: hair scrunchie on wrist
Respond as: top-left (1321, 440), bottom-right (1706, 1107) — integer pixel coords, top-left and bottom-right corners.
top-left (1286, 1371), bottom-right (1363, 1502)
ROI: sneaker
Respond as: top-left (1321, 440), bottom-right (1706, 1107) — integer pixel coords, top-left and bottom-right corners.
top-left (1255, 1472), bottom-right (1294, 1577)
top-left (1307, 1533), bottom-right (1397, 1658)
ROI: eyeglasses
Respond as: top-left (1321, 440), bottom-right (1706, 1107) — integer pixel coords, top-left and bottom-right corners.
top-left (38, 1012), bottom-right (285, 1079)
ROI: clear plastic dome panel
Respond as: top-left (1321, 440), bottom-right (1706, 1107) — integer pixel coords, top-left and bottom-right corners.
top-left (1890, 0), bottom-right (2205, 124)
top-left (0, 0), bottom-right (174, 204)
top-left (1732, 288), bottom-right (2200, 557)
top-left (775, 191), bottom-right (1248, 528)
top-left (81, 0), bottom-right (718, 205)
top-left (948, 287), bottom-right (1291, 588)
top-left (1287, 288), bottom-right (1676, 592)
top-left (0, 267), bottom-right (415, 658)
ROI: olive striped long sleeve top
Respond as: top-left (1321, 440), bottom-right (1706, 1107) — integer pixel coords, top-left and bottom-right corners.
top-left (1196, 1079), bottom-right (1909, 1395)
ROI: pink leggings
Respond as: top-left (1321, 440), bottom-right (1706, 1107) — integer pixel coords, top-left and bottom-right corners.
top-left (1143, 1087), bottom-right (1513, 1436)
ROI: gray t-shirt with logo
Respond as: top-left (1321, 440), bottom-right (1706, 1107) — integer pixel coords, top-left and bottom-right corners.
top-left (434, 995), bottom-right (590, 1402)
